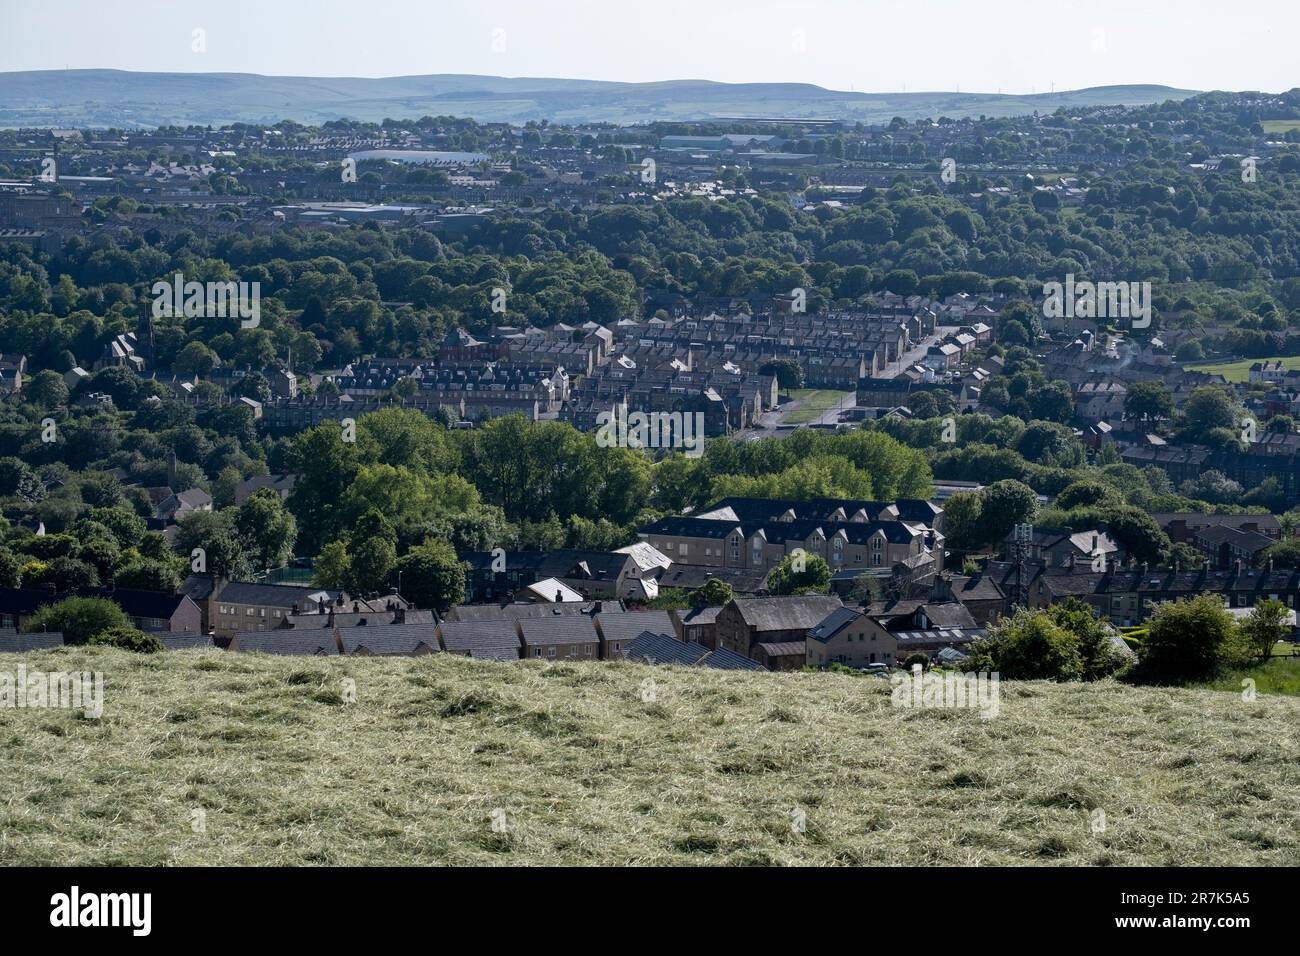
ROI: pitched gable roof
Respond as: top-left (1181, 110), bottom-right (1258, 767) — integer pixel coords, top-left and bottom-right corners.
top-left (595, 610), bottom-right (674, 645)
top-left (754, 641), bottom-right (806, 657)
top-left (218, 582), bottom-right (341, 609)
top-left (337, 623), bottom-right (440, 656)
top-left (230, 628), bottom-right (342, 655)
top-left (443, 601), bottom-right (609, 623)
top-left (729, 595), bottom-right (843, 632)
top-left (699, 646), bottom-right (765, 671)
top-left (624, 631), bottom-right (709, 666)
top-left (437, 620), bottom-right (521, 659)
top-left (517, 615), bottom-right (600, 646)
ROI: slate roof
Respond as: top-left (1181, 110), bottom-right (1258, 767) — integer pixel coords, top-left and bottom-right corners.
top-left (218, 582), bottom-right (341, 609)
top-left (0, 630), bottom-right (64, 652)
top-left (1195, 525), bottom-right (1273, 552)
top-left (655, 565), bottom-right (768, 593)
top-left (0, 588), bottom-right (58, 616)
top-left (158, 633), bottom-right (215, 650)
top-left (918, 603), bottom-right (977, 629)
top-left (461, 548), bottom-right (631, 582)
top-left (624, 631), bottom-right (709, 666)
top-left (230, 629), bottom-right (342, 655)
top-left (444, 601), bottom-right (609, 623)
top-left (622, 631), bottom-right (764, 670)
top-left (754, 641), bottom-right (806, 657)
top-left (180, 575), bottom-right (217, 602)
top-left (675, 605), bottom-right (724, 628)
top-left (641, 515), bottom-right (927, 547)
top-left (336, 623), bottom-right (440, 656)
top-left (984, 562), bottom-right (1300, 599)
top-left (595, 610), bottom-right (675, 645)
top-left (696, 496), bottom-right (941, 526)
top-left (517, 615), bottom-right (600, 646)
top-left (286, 611), bottom-right (381, 629)
top-left (174, 489), bottom-right (213, 509)
top-left (437, 620), bottom-right (521, 660)
top-left (730, 596), bottom-right (843, 633)
top-left (946, 572), bottom-right (1003, 600)
top-left (398, 609), bottom-right (438, 625)
top-left (999, 526), bottom-right (1080, 548)
top-left (235, 473), bottom-right (297, 502)
top-left (862, 599), bottom-right (925, 619)
top-left (1152, 512), bottom-right (1282, 534)
top-left (639, 516), bottom-right (737, 540)
top-left (700, 646), bottom-right (765, 671)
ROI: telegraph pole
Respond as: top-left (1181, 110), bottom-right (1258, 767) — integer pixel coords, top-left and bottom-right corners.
top-left (1012, 522), bottom-right (1034, 610)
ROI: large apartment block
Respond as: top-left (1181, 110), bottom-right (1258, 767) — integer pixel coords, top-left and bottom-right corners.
top-left (637, 496), bottom-right (944, 579)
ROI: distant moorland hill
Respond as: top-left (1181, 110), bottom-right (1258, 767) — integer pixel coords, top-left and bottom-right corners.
top-left (0, 69), bottom-right (1199, 128)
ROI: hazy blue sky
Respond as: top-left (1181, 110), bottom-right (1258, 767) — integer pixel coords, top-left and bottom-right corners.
top-left (1, 0), bottom-right (1294, 94)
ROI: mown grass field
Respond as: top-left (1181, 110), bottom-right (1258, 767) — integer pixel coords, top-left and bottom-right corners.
top-left (1185, 355), bottom-right (1300, 382)
top-left (1, 647), bottom-right (1298, 866)
top-left (782, 389), bottom-right (853, 425)
top-left (1262, 120), bottom-right (1300, 134)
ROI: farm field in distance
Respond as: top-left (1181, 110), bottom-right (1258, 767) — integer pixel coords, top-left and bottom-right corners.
top-left (1185, 355), bottom-right (1300, 382)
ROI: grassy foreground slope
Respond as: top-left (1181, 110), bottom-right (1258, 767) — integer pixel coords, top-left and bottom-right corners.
top-left (1, 647), bottom-right (1297, 866)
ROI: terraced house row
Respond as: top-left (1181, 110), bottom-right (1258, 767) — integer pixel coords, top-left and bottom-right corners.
top-left (638, 496), bottom-right (945, 581)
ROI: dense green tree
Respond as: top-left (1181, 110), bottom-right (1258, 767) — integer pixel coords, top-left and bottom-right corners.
top-left (175, 510), bottom-right (251, 580)
top-left (1125, 381), bottom-right (1174, 423)
top-left (393, 540), bottom-right (467, 612)
top-left (968, 607), bottom-right (1085, 681)
top-left (690, 577), bottom-right (734, 608)
top-left (88, 624), bottom-right (163, 654)
top-left (115, 558), bottom-right (183, 592)
top-left (1239, 598), bottom-right (1289, 662)
top-left (767, 551), bottom-right (831, 595)
top-left (1138, 594), bottom-right (1242, 681)
top-left (24, 596), bottom-right (127, 645)
top-left (235, 489), bottom-right (298, 571)
top-left (981, 479), bottom-right (1038, 546)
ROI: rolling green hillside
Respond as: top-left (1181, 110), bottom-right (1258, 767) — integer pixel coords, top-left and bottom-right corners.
top-left (0, 646), bottom-right (1296, 866)
top-left (0, 69), bottom-right (1198, 128)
